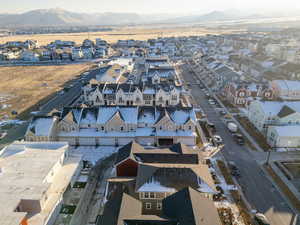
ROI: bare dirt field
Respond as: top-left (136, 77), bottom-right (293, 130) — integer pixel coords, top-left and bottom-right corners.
top-left (0, 64), bottom-right (90, 118)
top-left (0, 26), bottom-right (239, 45)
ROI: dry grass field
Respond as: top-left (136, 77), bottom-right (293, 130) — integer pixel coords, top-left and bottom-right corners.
top-left (0, 26), bottom-right (238, 45)
top-left (0, 64), bottom-right (90, 118)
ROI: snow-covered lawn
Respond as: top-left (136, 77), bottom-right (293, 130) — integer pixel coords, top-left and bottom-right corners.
top-left (69, 146), bottom-right (118, 165)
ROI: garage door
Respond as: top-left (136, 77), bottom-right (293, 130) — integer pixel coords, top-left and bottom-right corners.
top-left (118, 138), bottom-right (134, 146)
top-left (100, 138), bottom-right (116, 146)
top-left (137, 137), bottom-right (155, 146)
top-left (177, 137), bottom-right (196, 146)
top-left (79, 137), bottom-right (96, 146)
top-left (158, 138), bottom-right (173, 146)
top-left (58, 137), bottom-right (76, 146)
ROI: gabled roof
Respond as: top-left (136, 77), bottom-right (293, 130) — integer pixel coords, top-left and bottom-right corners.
top-left (135, 164), bottom-right (216, 193)
top-left (115, 142), bottom-right (200, 167)
top-left (155, 109), bottom-right (173, 125)
top-left (27, 116), bottom-right (56, 136)
top-left (163, 187), bottom-right (222, 225)
top-left (135, 164), bottom-right (159, 191)
top-left (277, 105), bottom-right (295, 118)
top-left (107, 111), bottom-right (125, 123)
top-left (101, 183), bottom-right (173, 225)
top-left (115, 141), bottom-right (143, 165)
top-left (61, 107), bottom-right (81, 124)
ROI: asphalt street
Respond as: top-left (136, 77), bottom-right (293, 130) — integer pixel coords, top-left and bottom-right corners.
top-left (180, 63), bottom-right (298, 225)
top-left (40, 67), bottom-right (100, 113)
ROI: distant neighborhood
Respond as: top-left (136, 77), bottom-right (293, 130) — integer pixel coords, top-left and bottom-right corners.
top-left (0, 38), bottom-right (111, 63)
top-left (1, 27), bottom-right (300, 225)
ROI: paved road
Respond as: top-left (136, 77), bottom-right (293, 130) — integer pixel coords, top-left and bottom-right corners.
top-left (39, 67), bottom-right (100, 113)
top-left (180, 63), bottom-right (298, 225)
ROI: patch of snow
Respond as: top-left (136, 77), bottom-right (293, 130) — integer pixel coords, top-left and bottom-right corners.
top-left (69, 146), bottom-right (118, 165)
top-left (77, 174), bottom-right (88, 182)
top-left (138, 177), bottom-right (176, 192)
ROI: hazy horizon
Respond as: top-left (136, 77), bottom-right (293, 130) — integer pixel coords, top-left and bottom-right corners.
top-left (1, 0), bottom-right (300, 14)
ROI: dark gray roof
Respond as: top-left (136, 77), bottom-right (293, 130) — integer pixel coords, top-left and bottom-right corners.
top-left (135, 165), bottom-right (200, 192)
top-left (115, 141), bottom-right (143, 165)
top-left (163, 187), bottom-right (222, 225)
top-left (277, 105), bottom-right (295, 118)
top-left (115, 142), bottom-right (199, 166)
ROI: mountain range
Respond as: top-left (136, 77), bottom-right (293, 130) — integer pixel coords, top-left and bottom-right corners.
top-left (0, 8), bottom-right (298, 27)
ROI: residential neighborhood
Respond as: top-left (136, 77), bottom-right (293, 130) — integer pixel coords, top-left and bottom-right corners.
top-left (2, 18), bottom-right (300, 225)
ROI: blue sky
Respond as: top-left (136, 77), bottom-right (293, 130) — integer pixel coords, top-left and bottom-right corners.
top-left (1, 0), bottom-right (299, 14)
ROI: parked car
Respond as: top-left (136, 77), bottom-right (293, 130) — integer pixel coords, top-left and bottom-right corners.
top-left (213, 135), bottom-right (223, 144)
top-left (228, 161), bottom-right (238, 171)
top-left (233, 133), bottom-right (245, 145)
top-left (219, 110), bottom-right (226, 116)
top-left (227, 122), bottom-right (238, 133)
top-left (206, 122), bottom-right (216, 132)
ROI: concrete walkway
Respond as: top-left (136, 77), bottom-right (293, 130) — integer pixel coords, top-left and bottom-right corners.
top-left (86, 166), bottom-right (113, 225)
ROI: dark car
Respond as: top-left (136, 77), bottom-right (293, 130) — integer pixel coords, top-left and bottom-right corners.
top-left (233, 133), bottom-right (245, 145)
top-left (206, 122), bottom-right (216, 132)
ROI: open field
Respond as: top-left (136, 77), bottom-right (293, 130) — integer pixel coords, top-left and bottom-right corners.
top-left (0, 64), bottom-right (90, 119)
top-left (0, 26), bottom-right (240, 45)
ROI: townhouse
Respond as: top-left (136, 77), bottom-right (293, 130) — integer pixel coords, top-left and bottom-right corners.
top-left (267, 125), bottom-right (300, 148)
top-left (248, 100), bottom-right (300, 134)
top-left (271, 80), bottom-right (300, 100)
top-left (223, 82), bottom-right (273, 106)
top-left (99, 141), bottom-right (221, 225)
top-left (82, 83), bottom-right (181, 107)
top-left (0, 142), bottom-right (82, 225)
top-left (25, 105), bottom-right (197, 146)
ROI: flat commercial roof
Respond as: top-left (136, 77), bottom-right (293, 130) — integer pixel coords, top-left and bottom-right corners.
top-left (0, 141), bottom-right (80, 225)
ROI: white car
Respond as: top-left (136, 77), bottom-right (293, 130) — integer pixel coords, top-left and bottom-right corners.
top-left (213, 135), bottom-right (223, 144)
top-left (208, 100), bottom-right (216, 105)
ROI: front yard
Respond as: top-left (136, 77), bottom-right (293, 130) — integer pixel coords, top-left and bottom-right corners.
top-left (235, 115), bottom-right (271, 151)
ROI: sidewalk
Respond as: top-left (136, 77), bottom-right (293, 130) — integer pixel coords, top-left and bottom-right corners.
top-left (190, 65), bottom-right (265, 153)
top-left (85, 166), bottom-right (114, 225)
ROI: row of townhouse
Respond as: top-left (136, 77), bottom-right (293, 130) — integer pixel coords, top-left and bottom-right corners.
top-left (247, 100), bottom-right (300, 148)
top-left (82, 82), bottom-right (181, 107)
top-left (271, 80), bottom-right (300, 100)
top-left (200, 56), bottom-right (241, 89)
top-left (223, 82), bottom-right (274, 106)
top-left (100, 141), bottom-right (222, 225)
top-left (25, 105), bottom-right (197, 146)
top-left (0, 142), bottom-right (83, 225)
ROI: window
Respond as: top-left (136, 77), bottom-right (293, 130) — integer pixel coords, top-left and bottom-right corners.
top-left (146, 203), bottom-right (152, 209)
top-left (157, 203), bottom-right (162, 210)
top-left (144, 192), bottom-right (149, 198)
top-left (150, 192), bottom-right (155, 199)
top-left (189, 126), bottom-right (192, 130)
top-left (120, 126), bottom-right (124, 131)
top-left (101, 126), bottom-right (104, 131)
